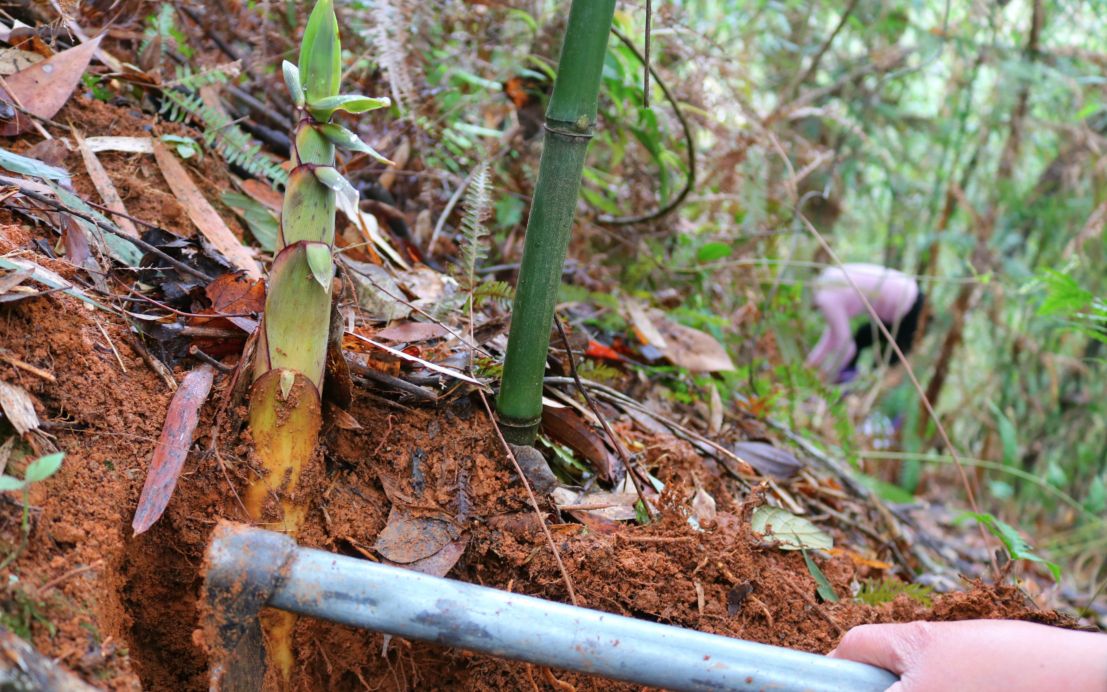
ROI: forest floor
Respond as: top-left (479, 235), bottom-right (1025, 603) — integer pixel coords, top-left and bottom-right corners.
top-left (0, 3), bottom-right (1095, 691)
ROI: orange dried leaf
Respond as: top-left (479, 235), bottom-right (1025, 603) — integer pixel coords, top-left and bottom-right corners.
top-left (241, 178), bottom-right (283, 213)
top-left (199, 273), bottom-right (265, 332)
top-left (152, 140), bottom-right (261, 278)
top-left (74, 129), bottom-right (139, 238)
top-left (827, 547), bottom-right (893, 571)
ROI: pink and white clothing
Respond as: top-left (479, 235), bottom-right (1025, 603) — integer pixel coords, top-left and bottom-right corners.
top-left (805, 263), bottom-right (920, 377)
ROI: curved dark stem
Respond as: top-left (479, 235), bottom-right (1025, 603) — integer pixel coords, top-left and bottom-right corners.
top-left (642, 0), bottom-right (652, 109)
top-left (178, 5), bottom-right (241, 63)
top-left (786, 0), bottom-right (861, 99)
top-left (10, 185), bottom-right (214, 282)
top-left (597, 28), bottom-right (695, 227)
top-left (553, 314), bottom-right (655, 520)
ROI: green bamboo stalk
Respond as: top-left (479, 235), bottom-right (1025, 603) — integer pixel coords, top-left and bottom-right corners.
top-left (247, 0), bottom-right (390, 525)
top-left (496, 0), bottom-right (617, 444)
top-left (244, 0), bottom-right (389, 676)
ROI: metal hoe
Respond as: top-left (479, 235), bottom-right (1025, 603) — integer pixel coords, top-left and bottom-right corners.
top-left (203, 521), bottom-right (897, 691)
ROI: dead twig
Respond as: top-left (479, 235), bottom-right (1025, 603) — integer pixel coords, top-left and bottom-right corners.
top-left (0, 349), bottom-right (55, 382)
top-left (38, 560), bottom-right (103, 593)
top-left (8, 185), bottom-right (214, 282)
top-left (93, 317), bottom-right (126, 373)
top-left (347, 358), bottom-right (438, 402)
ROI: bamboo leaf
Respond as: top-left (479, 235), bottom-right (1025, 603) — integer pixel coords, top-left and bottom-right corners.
top-left (0, 147), bottom-right (69, 181)
top-left (304, 242), bottom-right (333, 289)
top-left (50, 183), bottom-right (143, 266)
top-left (222, 191), bottom-right (279, 252)
top-left (317, 123), bottom-right (393, 165)
top-left (313, 165), bottom-right (360, 213)
top-left (282, 61), bottom-right (305, 107)
top-left (308, 94), bottom-right (390, 121)
top-left (803, 550), bottom-right (839, 602)
top-left (957, 511), bottom-right (1062, 582)
top-left (298, 0), bottom-right (341, 104)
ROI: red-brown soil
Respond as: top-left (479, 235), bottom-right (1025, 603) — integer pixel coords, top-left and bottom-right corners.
top-left (0, 284), bottom-right (1066, 690)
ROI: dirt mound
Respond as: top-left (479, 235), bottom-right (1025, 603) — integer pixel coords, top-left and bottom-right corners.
top-left (0, 289), bottom-right (1064, 689)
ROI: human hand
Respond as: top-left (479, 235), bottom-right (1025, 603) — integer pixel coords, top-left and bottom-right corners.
top-left (829, 619), bottom-right (1107, 692)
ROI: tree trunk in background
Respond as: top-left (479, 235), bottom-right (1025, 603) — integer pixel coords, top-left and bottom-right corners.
top-left (918, 0), bottom-right (1043, 444)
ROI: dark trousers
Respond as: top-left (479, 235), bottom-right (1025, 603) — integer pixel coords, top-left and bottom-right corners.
top-left (846, 292), bottom-right (926, 370)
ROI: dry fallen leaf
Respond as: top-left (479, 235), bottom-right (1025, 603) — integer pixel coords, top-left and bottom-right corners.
top-left (375, 321), bottom-right (450, 344)
top-left (381, 535), bottom-right (468, 577)
top-left (0, 35), bottom-right (102, 136)
top-left (691, 486), bottom-right (717, 526)
top-left (0, 48), bottom-right (43, 76)
top-left (626, 300), bottom-right (668, 349)
top-left (708, 384), bottom-right (724, 435)
top-left (399, 265), bottom-right (453, 307)
top-left (240, 178), bottom-right (283, 213)
top-left (83, 136), bottom-right (154, 154)
top-left (328, 405), bottom-right (362, 431)
top-left (646, 308), bottom-right (735, 373)
top-left (0, 380), bottom-right (38, 434)
top-left (374, 504), bottom-right (460, 564)
top-left (23, 139), bottom-right (68, 169)
top-left (552, 487), bottom-right (640, 522)
top-left (151, 140), bottom-right (261, 279)
top-left (132, 365), bottom-right (215, 535)
top-left (541, 406), bottom-right (621, 483)
top-left (378, 137), bottom-right (410, 191)
top-left (827, 547), bottom-right (893, 571)
top-left (731, 441), bottom-right (804, 480)
top-left (74, 129), bottom-right (138, 238)
top-left (750, 505), bottom-right (832, 551)
top-left (726, 581), bottom-right (754, 615)
top-left (0, 269), bottom-right (33, 299)
top-left (199, 273), bottom-right (265, 333)
top-left (343, 259), bottom-right (411, 322)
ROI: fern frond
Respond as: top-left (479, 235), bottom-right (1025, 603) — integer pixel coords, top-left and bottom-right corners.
top-left (473, 356), bottom-right (504, 379)
top-left (166, 62), bottom-right (239, 90)
top-left (139, 4), bottom-right (177, 58)
top-left (367, 0), bottom-right (418, 113)
top-left (473, 279), bottom-right (514, 307)
top-left (576, 361), bottom-right (621, 383)
top-left (457, 162), bottom-right (491, 294)
top-left (159, 88), bottom-right (287, 186)
top-left (855, 578), bottom-right (933, 608)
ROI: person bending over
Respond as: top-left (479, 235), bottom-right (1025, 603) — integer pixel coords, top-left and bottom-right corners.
top-left (806, 263), bottom-right (925, 382)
